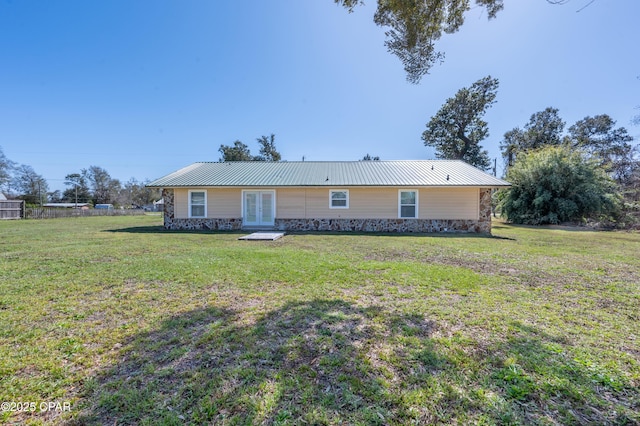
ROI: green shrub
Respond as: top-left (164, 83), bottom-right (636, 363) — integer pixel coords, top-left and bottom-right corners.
top-left (498, 146), bottom-right (620, 225)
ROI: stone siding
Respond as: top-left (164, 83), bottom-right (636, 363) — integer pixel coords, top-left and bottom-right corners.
top-left (162, 188), bottom-right (175, 223)
top-left (478, 188), bottom-right (492, 234)
top-left (275, 218), bottom-right (488, 233)
top-left (165, 217), bottom-right (243, 231)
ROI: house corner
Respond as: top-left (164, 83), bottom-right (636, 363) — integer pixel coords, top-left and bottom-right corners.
top-left (479, 188), bottom-right (493, 234)
top-left (161, 188), bottom-right (175, 229)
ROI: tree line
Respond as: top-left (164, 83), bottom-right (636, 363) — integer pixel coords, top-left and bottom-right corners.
top-left (424, 76), bottom-right (639, 227)
top-left (0, 148), bottom-right (160, 208)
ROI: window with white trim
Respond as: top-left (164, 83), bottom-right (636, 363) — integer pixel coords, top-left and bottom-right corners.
top-left (399, 190), bottom-right (417, 218)
top-left (330, 190), bottom-right (349, 209)
top-left (189, 190), bottom-right (207, 218)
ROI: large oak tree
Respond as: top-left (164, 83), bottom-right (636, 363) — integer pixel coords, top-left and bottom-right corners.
top-left (422, 75), bottom-right (498, 170)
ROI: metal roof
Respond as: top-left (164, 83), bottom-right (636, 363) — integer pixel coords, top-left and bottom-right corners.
top-left (147, 160), bottom-right (510, 188)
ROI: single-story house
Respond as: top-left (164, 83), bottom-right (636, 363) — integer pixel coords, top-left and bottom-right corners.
top-left (146, 160), bottom-right (510, 234)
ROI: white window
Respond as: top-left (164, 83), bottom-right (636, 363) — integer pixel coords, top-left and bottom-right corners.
top-left (189, 190), bottom-right (207, 218)
top-left (399, 190), bottom-right (418, 218)
top-left (330, 190), bottom-right (349, 209)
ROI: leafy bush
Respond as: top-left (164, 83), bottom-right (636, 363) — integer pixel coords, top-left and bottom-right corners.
top-left (497, 146), bottom-right (620, 225)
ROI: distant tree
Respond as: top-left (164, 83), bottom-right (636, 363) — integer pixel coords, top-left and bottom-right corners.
top-left (422, 75), bottom-right (498, 170)
top-left (138, 179), bottom-right (162, 206)
top-left (219, 135), bottom-right (282, 162)
top-left (83, 166), bottom-right (121, 205)
top-left (633, 76), bottom-right (640, 125)
top-left (566, 114), bottom-right (635, 184)
top-left (218, 141), bottom-right (253, 162)
top-left (48, 190), bottom-right (63, 203)
top-left (0, 146), bottom-right (14, 192)
top-left (522, 107), bottom-right (566, 148)
top-left (121, 178), bottom-right (161, 207)
top-left (500, 107), bottom-right (565, 168)
top-left (63, 173), bottom-right (92, 204)
top-left (11, 164), bottom-right (49, 205)
top-left (498, 146), bottom-right (619, 225)
top-left (499, 128), bottom-right (524, 169)
top-left (336, 0), bottom-right (504, 83)
top-left (255, 134), bottom-right (282, 161)
top-left (625, 159), bottom-right (640, 207)
top-left (361, 154), bottom-right (381, 161)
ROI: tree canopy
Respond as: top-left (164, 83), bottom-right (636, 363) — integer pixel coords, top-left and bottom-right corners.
top-left (336, 1), bottom-right (590, 83)
top-left (11, 164), bottom-right (49, 205)
top-left (566, 114), bottom-right (635, 184)
top-left (422, 75), bottom-right (498, 170)
top-left (219, 134), bottom-right (282, 162)
top-left (255, 134), bottom-right (282, 162)
top-left (63, 173), bottom-right (92, 204)
top-left (500, 107), bottom-right (565, 168)
top-left (361, 154), bottom-right (381, 161)
top-left (219, 141), bottom-right (254, 162)
top-left (336, 0), bottom-right (504, 83)
top-left (0, 146), bottom-right (14, 192)
top-left (500, 110), bottom-right (637, 183)
top-left (121, 178), bottom-right (161, 208)
top-left (82, 166), bottom-right (121, 205)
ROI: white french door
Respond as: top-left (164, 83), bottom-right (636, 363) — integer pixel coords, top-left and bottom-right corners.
top-left (243, 190), bottom-right (275, 227)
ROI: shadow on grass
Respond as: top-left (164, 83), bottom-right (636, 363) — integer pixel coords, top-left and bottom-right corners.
top-left (492, 221), bottom-right (607, 233)
top-left (71, 301), bottom-right (636, 425)
top-left (286, 230), bottom-right (509, 239)
top-left (106, 225), bottom-right (514, 240)
top-left (105, 226), bottom-right (246, 235)
top-left (73, 300), bottom-right (448, 425)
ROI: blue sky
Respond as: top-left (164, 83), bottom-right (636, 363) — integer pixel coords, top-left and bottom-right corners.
top-left (1, 0), bottom-right (639, 192)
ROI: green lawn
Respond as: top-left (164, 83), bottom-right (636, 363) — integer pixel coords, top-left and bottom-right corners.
top-left (1, 215), bottom-right (638, 425)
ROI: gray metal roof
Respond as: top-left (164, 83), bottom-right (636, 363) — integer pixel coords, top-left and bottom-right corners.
top-left (147, 160), bottom-right (510, 188)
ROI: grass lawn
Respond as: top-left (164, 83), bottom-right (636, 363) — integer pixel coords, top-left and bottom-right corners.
top-left (0, 215), bottom-right (638, 425)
